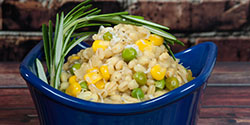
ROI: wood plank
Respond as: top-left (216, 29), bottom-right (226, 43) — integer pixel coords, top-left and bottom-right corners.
top-left (212, 62), bottom-right (250, 73)
top-left (0, 62), bottom-right (20, 73)
top-left (0, 62), bottom-right (27, 88)
top-left (197, 118), bottom-right (250, 125)
top-left (199, 85), bottom-right (250, 124)
top-left (0, 74), bottom-right (27, 88)
top-left (0, 89), bottom-right (34, 108)
top-left (208, 72), bottom-right (250, 84)
top-left (0, 108), bottom-right (39, 125)
top-left (202, 86), bottom-right (250, 106)
top-left (208, 62), bottom-right (250, 84)
top-left (199, 107), bottom-right (250, 118)
top-left (0, 88), bottom-right (38, 124)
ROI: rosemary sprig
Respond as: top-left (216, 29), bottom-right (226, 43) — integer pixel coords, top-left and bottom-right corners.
top-left (36, 59), bottom-right (48, 84)
top-left (36, 0), bottom-right (184, 89)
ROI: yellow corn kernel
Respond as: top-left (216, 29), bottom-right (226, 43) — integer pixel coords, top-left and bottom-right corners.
top-left (150, 64), bottom-right (166, 80)
top-left (100, 65), bottom-right (110, 81)
top-left (135, 39), bottom-right (152, 52)
top-left (148, 34), bottom-right (164, 46)
top-left (84, 72), bottom-right (103, 85)
top-left (65, 82), bottom-right (82, 97)
top-left (69, 75), bottom-right (77, 84)
top-left (86, 67), bottom-right (99, 73)
top-left (92, 40), bottom-right (109, 52)
top-left (70, 56), bottom-right (80, 61)
top-left (95, 80), bottom-right (105, 89)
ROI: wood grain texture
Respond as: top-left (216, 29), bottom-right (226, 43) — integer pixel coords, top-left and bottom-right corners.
top-left (208, 62), bottom-right (250, 84)
top-left (202, 87), bottom-right (250, 106)
top-left (0, 62), bottom-right (249, 124)
top-left (200, 107), bottom-right (250, 118)
top-left (197, 118), bottom-right (250, 125)
top-left (0, 62), bottom-right (20, 73)
top-left (0, 89), bottom-right (34, 108)
top-left (0, 74), bottom-right (27, 88)
top-left (0, 89), bottom-right (38, 125)
top-left (0, 108), bottom-right (39, 125)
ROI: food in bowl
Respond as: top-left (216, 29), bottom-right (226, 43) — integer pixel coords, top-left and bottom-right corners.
top-left (60, 24), bottom-right (194, 103)
top-left (34, 0), bottom-right (194, 104)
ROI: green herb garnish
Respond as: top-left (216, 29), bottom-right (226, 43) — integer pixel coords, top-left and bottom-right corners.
top-left (36, 0), bottom-right (184, 88)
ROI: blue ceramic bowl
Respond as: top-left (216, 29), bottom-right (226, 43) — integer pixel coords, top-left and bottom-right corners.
top-left (20, 41), bottom-right (217, 125)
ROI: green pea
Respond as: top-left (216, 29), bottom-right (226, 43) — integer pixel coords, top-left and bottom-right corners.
top-left (70, 63), bottom-right (81, 74)
top-left (166, 77), bottom-right (179, 91)
top-left (103, 32), bottom-right (113, 41)
top-left (122, 48), bottom-right (137, 62)
top-left (187, 69), bottom-right (194, 81)
top-left (133, 72), bottom-right (147, 86)
top-left (131, 88), bottom-right (144, 99)
top-left (80, 81), bottom-right (88, 90)
top-left (155, 79), bottom-right (166, 90)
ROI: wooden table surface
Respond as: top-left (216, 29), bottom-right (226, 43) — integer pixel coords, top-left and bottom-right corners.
top-left (0, 62), bottom-right (250, 125)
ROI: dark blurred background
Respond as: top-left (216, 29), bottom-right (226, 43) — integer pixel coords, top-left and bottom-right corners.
top-left (0, 0), bottom-right (250, 62)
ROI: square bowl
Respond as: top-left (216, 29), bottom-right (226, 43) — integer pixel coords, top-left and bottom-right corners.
top-left (20, 41), bottom-right (217, 125)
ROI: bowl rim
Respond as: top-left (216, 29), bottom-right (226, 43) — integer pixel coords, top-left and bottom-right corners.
top-left (20, 41), bottom-right (217, 114)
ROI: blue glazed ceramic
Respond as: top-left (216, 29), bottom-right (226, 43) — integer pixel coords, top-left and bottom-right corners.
top-left (20, 41), bottom-right (217, 125)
